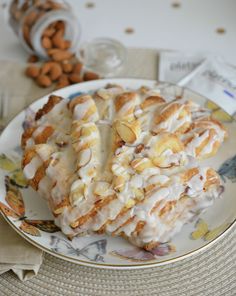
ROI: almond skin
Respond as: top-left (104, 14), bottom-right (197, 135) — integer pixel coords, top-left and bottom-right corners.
top-left (51, 50), bottom-right (73, 62)
top-left (51, 30), bottom-right (65, 49)
top-left (63, 40), bottom-right (71, 50)
top-left (73, 62), bottom-right (83, 74)
top-left (27, 55), bottom-right (39, 63)
top-left (83, 71), bottom-right (99, 81)
top-left (47, 48), bottom-right (60, 56)
top-left (41, 62), bottom-right (54, 75)
top-left (68, 73), bottom-right (83, 84)
top-left (49, 63), bottom-right (63, 81)
top-left (55, 21), bottom-right (65, 33)
top-left (36, 75), bottom-right (52, 88)
top-left (55, 74), bottom-right (70, 89)
top-left (42, 36), bottom-right (52, 49)
top-left (61, 62), bottom-right (73, 73)
top-left (43, 27), bottom-right (56, 37)
top-left (25, 66), bottom-right (40, 78)
top-left (24, 10), bottom-right (38, 26)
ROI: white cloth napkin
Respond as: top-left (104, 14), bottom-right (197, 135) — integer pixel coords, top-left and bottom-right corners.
top-left (0, 215), bottom-right (43, 281)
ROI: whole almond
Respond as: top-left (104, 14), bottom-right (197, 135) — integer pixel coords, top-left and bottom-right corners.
top-left (27, 55), bottom-right (39, 63)
top-left (50, 2), bottom-right (63, 10)
top-left (50, 63), bottom-right (63, 81)
top-left (83, 71), bottom-right (99, 81)
top-left (41, 62), bottom-right (54, 75)
top-left (63, 40), bottom-right (71, 50)
top-left (55, 21), bottom-right (65, 33)
top-left (51, 50), bottom-right (73, 62)
top-left (42, 36), bottom-right (52, 49)
top-left (55, 74), bottom-right (70, 89)
top-left (68, 73), bottom-right (83, 84)
top-left (43, 27), bottom-right (56, 37)
top-left (36, 75), bottom-right (52, 88)
top-left (61, 62), bottom-right (73, 73)
top-left (41, 2), bottom-right (53, 10)
top-left (25, 66), bottom-right (40, 78)
top-left (73, 62), bottom-right (83, 74)
top-left (52, 30), bottom-right (65, 49)
top-left (24, 10), bottom-right (38, 26)
top-left (47, 48), bottom-right (60, 56)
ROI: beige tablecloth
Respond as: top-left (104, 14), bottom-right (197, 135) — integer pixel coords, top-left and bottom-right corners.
top-left (0, 48), bottom-right (235, 296)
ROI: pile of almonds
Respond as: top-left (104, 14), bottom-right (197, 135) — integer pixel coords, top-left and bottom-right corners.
top-left (25, 19), bottom-right (99, 89)
top-left (26, 57), bottom-right (99, 89)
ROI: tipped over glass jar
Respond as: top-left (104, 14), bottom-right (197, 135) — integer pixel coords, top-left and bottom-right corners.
top-left (8, 0), bottom-right (81, 60)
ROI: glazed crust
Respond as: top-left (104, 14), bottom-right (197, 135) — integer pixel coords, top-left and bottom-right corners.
top-left (21, 85), bottom-right (226, 250)
top-left (35, 95), bottom-right (62, 121)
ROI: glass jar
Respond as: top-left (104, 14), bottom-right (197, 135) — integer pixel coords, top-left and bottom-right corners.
top-left (8, 0), bottom-right (81, 59)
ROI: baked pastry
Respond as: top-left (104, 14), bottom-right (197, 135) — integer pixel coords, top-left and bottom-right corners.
top-left (21, 85), bottom-right (226, 250)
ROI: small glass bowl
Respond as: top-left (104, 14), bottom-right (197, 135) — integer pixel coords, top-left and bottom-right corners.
top-left (77, 38), bottom-right (127, 77)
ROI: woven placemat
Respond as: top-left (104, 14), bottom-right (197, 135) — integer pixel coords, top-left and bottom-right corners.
top-left (0, 48), bottom-right (235, 296)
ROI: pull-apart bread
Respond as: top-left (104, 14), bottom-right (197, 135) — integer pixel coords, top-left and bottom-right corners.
top-left (21, 85), bottom-right (227, 250)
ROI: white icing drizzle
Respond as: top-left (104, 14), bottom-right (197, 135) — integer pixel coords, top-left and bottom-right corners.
top-left (185, 130), bottom-right (209, 157)
top-left (38, 176), bottom-right (52, 200)
top-left (32, 125), bottom-right (49, 138)
top-left (153, 102), bottom-right (191, 133)
top-left (23, 156), bottom-right (42, 179)
top-left (23, 85), bottom-right (225, 247)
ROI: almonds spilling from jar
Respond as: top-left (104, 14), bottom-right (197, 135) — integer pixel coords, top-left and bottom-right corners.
top-left (10, 0), bottom-right (66, 48)
top-left (26, 58), bottom-right (100, 89)
top-left (15, 1), bottom-right (100, 89)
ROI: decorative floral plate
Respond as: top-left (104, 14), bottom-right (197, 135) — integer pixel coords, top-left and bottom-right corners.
top-left (0, 79), bottom-right (235, 269)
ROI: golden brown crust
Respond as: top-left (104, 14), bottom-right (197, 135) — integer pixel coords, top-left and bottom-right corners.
top-left (68, 95), bottom-right (91, 112)
top-left (115, 92), bottom-right (137, 112)
top-left (29, 164), bottom-right (47, 191)
top-left (154, 102), bottom-right (191, 134)
top-left (70, 195), bottom-right (115, 229)
top-left (140, 95), bottom-right (165, 110)
top-left (182, 168), bottom-right (199, 183)
top-left (34, 126), bottom-right (55, 145)
top-left (22, 148), bottom-right (37, 167)
top-left (155, 103), bottom-right (181, 125)
top-left (35, 95), bottom-right (62, 121)
top-left (53, 198), bottom-right (70, 215)
top-left (205, 168), bottom-right (220, 190)
top-left (21, 127), bottom-right (37, 148)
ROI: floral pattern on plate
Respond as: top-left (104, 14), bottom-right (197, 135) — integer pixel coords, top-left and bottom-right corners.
top-left (111, 243), bottom-right (176, 262)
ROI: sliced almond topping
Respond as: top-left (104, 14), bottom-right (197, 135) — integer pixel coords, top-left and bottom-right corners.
top-left (131, 158), bottom-right (154, 173)
top-left (133, 188), bottom-right (144, 201)
top-left (125, 198), bottom-right (135, 209)
top-left (78, 148), bottom-right (92, 167)
top-left (113, 175), bottom-right (126, 192)
top-left (69, 180), bottom-right (85, 205)
top-left (140, 95), bottom-right (165, 110)
top-left (116, 121), bottom-right (140, 143)
top-left (94, 181), bottom-right (111, 196)
top-left (96, 89), bottom-right (112, 100)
